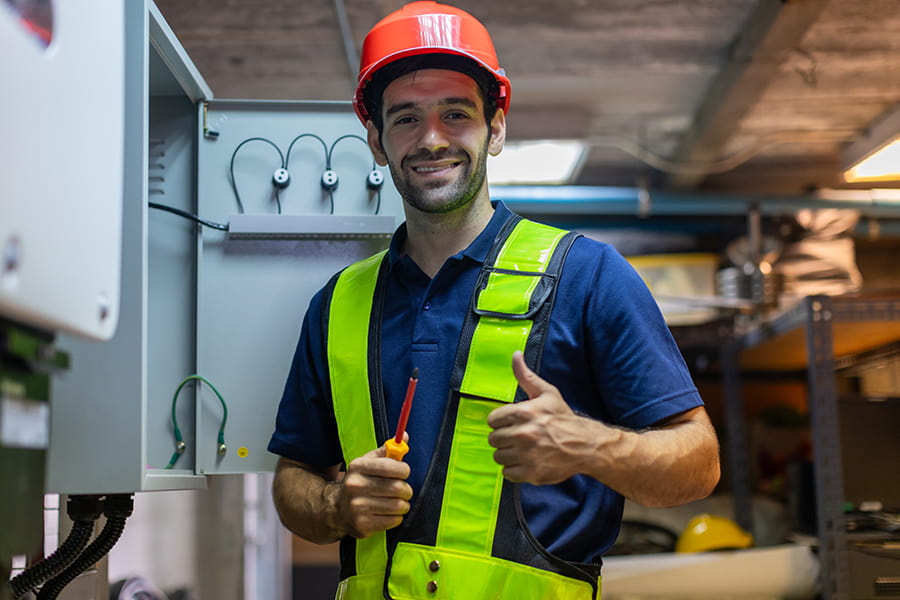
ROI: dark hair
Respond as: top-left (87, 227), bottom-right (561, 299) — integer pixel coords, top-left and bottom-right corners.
top-left (363, 54), bottom-right (500, 134)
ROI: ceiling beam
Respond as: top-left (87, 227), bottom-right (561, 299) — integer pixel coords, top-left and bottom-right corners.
top-left (667, 0), bottom-right (830, 189)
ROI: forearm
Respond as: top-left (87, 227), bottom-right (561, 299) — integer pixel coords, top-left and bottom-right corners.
top-left (272, 457), bottom-right (345, 544)
top-left (582, 408), bottom-right (720, 507)
top-left (488, 357), bottom-right (721, 503)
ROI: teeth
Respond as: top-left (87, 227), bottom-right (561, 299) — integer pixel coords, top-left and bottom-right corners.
top-left (415, 164), bottom-right (455, 173)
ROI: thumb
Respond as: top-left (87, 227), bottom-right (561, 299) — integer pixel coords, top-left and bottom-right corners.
top-left (373, 431), bottom-right (409, 456)
top-left (511, 351), bottom-right (554, 399)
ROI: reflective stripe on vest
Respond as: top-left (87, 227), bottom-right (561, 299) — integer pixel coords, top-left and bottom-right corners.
top-left (436, 221), bottom-right (568, 556)
top-left (328, 250), bottom-right (389, 579)
top-left (327, 219), bottom-right (598, 599)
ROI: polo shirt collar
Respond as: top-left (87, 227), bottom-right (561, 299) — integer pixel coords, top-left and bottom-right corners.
top-left (387, 201), bottom-right (514, 268)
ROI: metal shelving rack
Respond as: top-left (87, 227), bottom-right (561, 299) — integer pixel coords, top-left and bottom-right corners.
top-left (723, 294), bottom-right (900, 600)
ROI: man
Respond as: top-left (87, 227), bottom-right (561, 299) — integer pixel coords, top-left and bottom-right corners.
top-left (269, 2), bottom-right (720, 598)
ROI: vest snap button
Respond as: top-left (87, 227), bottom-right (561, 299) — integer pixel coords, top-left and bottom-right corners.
top-left (427, 580), bottom-right (438, 593)
top-left (429, 560), bottom-right (440, 572)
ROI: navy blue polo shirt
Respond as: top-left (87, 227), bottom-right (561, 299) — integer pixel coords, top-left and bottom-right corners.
top-left (268, 201), bottom-right (703, 564)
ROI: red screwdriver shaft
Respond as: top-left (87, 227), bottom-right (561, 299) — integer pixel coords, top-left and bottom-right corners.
top-left (394, 368), bottom-right (418, 444)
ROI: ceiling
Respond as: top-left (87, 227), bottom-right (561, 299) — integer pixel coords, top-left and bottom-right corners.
top-left (154, 0), bottom-right (900, 195)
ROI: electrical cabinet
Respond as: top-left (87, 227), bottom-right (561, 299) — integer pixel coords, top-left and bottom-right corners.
top-left (723, 295), bottom-right (900, 600)
top-left (47, 0), bottom-right (402, 493)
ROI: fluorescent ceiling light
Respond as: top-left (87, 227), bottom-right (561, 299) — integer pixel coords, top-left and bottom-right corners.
top-left (842, 103), bottom-right (900, 183)
top-left (844, 138), bottom-right (900, 182)
top-left (488, 140), bottom-right (587, 185)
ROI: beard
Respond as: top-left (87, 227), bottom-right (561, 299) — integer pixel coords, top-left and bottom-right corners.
top-left (388, 137), bottom-right (490, 215)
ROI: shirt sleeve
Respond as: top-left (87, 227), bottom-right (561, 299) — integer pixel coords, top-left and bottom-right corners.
top-left (583, 241), bottom-right (704, 429)
top-left (267, 288), bottom-right (344, 468)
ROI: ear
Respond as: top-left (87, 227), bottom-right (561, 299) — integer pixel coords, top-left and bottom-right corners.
top-left (366, 121), bottom-right (389, 167)
top-left (488, 108), bottom-right (506, 157)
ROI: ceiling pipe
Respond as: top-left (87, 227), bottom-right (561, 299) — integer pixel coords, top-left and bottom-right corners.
top-left (490, 186), bottom-right (900, 219)
top-left (333, 0), bottom-right (359, 92)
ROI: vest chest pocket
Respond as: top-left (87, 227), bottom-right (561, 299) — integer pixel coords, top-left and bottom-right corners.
top-left (473, 268), bottom-right (558, 320)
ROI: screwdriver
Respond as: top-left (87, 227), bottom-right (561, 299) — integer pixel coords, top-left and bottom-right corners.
top-left (385, 368), bottom-right (418, 461)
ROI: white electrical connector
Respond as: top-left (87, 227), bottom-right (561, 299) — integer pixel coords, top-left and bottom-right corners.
top-left (321, 169), bottom-right (339, 192)
top-left (366, 170), bottom-right (385, 190)
top-left (272, 168), bottom-right (291, 188)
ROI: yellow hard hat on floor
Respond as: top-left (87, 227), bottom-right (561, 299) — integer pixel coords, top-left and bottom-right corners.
top-left (675, 513), bottom-right (754, 553)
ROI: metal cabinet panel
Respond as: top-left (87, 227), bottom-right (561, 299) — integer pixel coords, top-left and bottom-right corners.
top-left (193, 101), bottom-right (402, 474)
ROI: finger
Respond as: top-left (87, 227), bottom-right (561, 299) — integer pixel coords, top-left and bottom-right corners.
top-left (347, 500), bottom-right (410, 538)
top-left (344, 471), bottom-right (413, 500)
top-left (348, 453), bottom-right (411, 481)
top-left (367, 478), bottom-right (414, 501)
top-left (492, 447), bottom-right (522, 468)
top-left (371, 514), bottom-right (405, 532)
top-left (487, 425), bottom-right (517, 448)
top-left (487, 402), bottom-right (519, 429)
top-left (511, 351), bottom-right (555, 399)
top-left (500, 464), bottom-right (527, 483)
top-left (351, 516), bottom-right (404, 539)
top-left (350, 495), bottom-right (411, 517)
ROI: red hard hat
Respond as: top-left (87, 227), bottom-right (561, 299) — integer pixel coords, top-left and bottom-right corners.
top-left (352, 1), bottom-right (511, 124)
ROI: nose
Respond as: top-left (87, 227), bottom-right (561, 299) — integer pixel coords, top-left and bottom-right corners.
top-left (419, 114), bottom-right (450, 153)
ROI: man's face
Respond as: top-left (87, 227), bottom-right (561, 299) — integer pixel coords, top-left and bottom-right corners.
top-left (367, 69), bottom-right (505, 215)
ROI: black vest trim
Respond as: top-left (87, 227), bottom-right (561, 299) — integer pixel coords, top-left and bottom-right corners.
top-left (326, 256), bottom-right (393, 582)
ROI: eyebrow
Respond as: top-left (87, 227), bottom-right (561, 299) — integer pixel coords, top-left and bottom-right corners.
top-left (385, 97), bottom-right (479, 118)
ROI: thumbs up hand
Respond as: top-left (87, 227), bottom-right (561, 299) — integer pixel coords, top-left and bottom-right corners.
top-left (487, 351), bottom-right (599, 485)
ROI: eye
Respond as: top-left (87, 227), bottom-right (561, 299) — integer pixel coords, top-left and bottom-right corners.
top-left (393, 115), bottom-right (417, 126)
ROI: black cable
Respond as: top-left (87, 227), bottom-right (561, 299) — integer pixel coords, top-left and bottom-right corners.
top-left (285, 133), bottom-right (329, 168)
top-left (284, 134), bottom-right (331, 214)
top-left (286, 133), bottom-right (331, 213)
top-left (328, 134), bottom-right (383, 215)
top-left (9, 496), bottom-right (103, 599)
top-left (10, 522), bottom-right (91, 598)
top-left (36, 495), bottom-right (134, 600)
top-left (229, 137), bottom-right (285, 214)
top-left (149, 202), bottom-right (228, 231)
top-left (327, 134), bottom-right (368, 165)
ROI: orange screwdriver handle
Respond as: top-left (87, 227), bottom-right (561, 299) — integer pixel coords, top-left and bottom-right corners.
top-left (385, 438), bottom-right (409, 461)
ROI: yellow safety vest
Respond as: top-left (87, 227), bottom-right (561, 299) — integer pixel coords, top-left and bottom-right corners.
top-left (325, 215), bottom-right (600, 599)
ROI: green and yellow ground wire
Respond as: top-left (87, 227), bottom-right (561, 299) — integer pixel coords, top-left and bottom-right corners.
top-left (166, 375), bottom-right (228, 469)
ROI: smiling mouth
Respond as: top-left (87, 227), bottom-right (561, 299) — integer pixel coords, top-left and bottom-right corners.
top-left (410, 160), bottom-right (464, 176)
